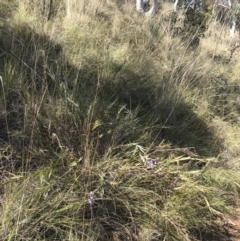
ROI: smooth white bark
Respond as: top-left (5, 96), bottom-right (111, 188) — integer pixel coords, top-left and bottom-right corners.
top-left (228, 0), bottom-right (232, 7)
top-left (174, 0), bottom-right (179, 11)
top-left (136, 0), bottom-right (157, 16)
top-left (230, 21), bottom-right (236, 37)
top-left (145, 0), bottom-right (158, 16)
top-left (136, 0), bottom-right (144, 12)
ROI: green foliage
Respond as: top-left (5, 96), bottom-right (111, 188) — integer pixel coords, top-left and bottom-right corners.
top-left (183, 9), bottom-right (210, 47)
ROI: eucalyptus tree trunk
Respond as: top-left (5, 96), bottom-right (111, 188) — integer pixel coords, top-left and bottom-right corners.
top-left (229, 2), bottom-right (240, 37)
top-left (174, 0), bottom-right (179, 11)
top-left (230, 20), bottom-right (236, 37)
top-left (136, 0), bottom-right (158, 16)
top-left (212, 0), bottom-right (231, 23)
top-left (212, 0), bottom-right (240, 37)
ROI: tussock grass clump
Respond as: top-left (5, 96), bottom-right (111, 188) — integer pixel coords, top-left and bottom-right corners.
top-left (0, 0), bottom-right (240, 240)
top-left (1, 150), bottom-right (238, 241)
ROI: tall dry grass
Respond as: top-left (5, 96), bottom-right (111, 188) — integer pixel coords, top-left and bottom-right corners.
top-left (0, 0), bottom-right (240, 240)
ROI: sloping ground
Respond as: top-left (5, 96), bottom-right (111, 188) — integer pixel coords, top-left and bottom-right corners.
top-left (193, 209), bottom-right (240, 241)
top-left (0, 1), bottom-right (240, 240)
top-left (211, 209), bottom-right (240, 241)
top-left (226, 209), bottom-right (240, 241)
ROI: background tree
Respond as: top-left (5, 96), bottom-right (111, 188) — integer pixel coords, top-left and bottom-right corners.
top-left (136, 0), bottom-right (158, 16)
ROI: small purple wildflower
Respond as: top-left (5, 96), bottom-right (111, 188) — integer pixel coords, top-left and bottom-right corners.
top-left (88, 191), bottom-right (96, 205)
top-left (222, 220), bottom-right (229, 227)
top-left (147, 159), bottom-right (157, 168)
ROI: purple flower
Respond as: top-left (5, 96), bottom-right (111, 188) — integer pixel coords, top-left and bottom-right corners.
top-left (147, 159), bottom-right (157, 168)
top-left (88, 191), bottom-right (96, 205)
top-left (222, 220), bottom-right (229, 227)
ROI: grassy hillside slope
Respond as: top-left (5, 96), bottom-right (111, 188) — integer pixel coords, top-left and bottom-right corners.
top-left (0, 0), bottom-right (240, 240)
